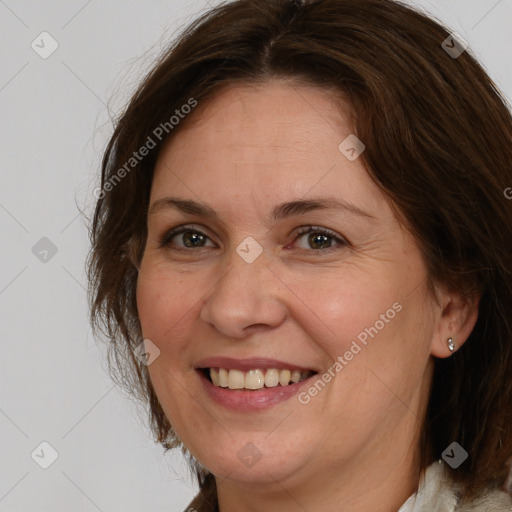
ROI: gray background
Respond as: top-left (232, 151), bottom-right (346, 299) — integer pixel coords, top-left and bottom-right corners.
top-left (1, 1), bottom-right (511, 511)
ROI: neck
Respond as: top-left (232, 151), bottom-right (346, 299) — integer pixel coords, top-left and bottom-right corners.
top-left (216, 439), bottom-right (422, 512)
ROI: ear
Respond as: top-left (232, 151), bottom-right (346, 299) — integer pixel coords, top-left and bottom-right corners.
top-left (430, 284), bottom-right (480, 358)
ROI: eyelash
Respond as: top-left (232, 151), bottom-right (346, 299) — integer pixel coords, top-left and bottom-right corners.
top-left (159, 225), bottom-right (348, 254)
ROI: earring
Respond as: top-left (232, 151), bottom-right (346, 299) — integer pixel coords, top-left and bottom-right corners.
top-left (447, 337), bottom-right (455, 352)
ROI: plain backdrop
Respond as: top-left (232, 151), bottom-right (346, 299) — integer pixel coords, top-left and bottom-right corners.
top-left (1, 1), bottom-right (511, 511)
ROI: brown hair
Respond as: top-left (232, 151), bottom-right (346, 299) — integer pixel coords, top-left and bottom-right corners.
top-left (87, 0), bottom-right (512, 507)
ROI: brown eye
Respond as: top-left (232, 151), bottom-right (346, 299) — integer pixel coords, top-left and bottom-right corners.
top-left (181, 231), bottom-right (207, 248)
top-left (293, 226), bottom-right (348, 252)
top-left (306, 232), bottom-right (333, 250)
top-left (160, 227), bottom-right (215, 249)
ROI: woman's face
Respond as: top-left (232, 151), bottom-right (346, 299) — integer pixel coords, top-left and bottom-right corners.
top-left (137, 80), bottom-right (440, 489)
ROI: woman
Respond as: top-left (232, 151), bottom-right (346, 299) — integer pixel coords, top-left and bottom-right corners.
top-left (87, 0), bottom-right (512, 510)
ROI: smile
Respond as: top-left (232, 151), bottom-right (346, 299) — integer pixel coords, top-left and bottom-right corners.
top-left (206, 367), bottom-right (315, 390)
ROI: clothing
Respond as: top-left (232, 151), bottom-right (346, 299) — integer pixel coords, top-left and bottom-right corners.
top-left (398, 460), bottom-right (512, 512)
top-left (185, 460), bottom-right (512, 511)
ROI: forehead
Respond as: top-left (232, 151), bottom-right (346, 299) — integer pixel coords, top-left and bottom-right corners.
top-left (157, 79), bottom-right (350, 163)
top-left (151, 80), bottom-right (391, 223)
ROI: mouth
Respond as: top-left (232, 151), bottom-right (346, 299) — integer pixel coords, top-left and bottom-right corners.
top-left (200, 367), bottom-right (317, 390)
top-left (195, 357), bottom-right (320, 410)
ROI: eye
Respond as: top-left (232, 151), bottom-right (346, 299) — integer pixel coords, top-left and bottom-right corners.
top-left (160, 226), bottom-right (216, 250)
top-left (159, 224), bottom-right (348, 253)
top-left (292, 226), bottom-right (348, 252)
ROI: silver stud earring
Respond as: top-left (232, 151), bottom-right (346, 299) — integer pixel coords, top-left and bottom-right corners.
top-left (447, 337), bottom-right (455, 352)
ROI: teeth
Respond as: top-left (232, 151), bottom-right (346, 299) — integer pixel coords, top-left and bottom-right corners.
top-left (210, 368), bottom-right (220, 386)
top-left (279, 369), bottom-right (291, 386)
top-left (291, 370), bottom-right (301, 383)
top-left (264, 368), bottom-right (279, 387)
top-left (228, 369), bottom-right (245, 389)
top-left (245, 369), bottom-right (265, 390)
top-left (219, 368), bottom-right (228, 387)
top-left (208, 367), bottom-right (313, 390)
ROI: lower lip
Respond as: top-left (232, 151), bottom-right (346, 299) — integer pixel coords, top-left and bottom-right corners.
top-left (197, 370), bottom-right (315, 411)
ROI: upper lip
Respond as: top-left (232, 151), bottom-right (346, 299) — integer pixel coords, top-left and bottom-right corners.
top-left (195, 357), bottom-right (318, 373)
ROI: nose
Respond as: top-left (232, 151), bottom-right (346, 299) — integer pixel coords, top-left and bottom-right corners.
top-left (199, 247), bottom-right (288, 338)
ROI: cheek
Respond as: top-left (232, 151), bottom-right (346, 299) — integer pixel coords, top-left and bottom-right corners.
top-left (136, 262), bottom-right (198, 346)
top-left (276, 265), bottom-right (404, 357)
top-left (281, 261), bottom-right (433, 407)
top-left (135, 266), bottom-right (202, 417)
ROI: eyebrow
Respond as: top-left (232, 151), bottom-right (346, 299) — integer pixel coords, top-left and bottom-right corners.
top-left (148, 196), bottom-right (375, 221)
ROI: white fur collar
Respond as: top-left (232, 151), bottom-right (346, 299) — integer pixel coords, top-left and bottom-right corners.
top-left (398, 460), bottom-right (512, 512)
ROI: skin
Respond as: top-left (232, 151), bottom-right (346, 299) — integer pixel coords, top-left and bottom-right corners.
top-left (136, 79), bottom-right (479, 512)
